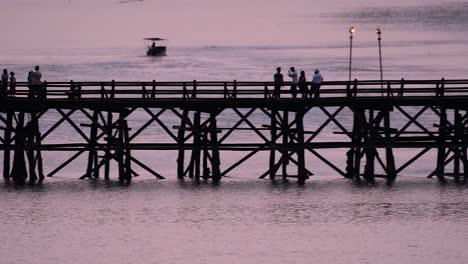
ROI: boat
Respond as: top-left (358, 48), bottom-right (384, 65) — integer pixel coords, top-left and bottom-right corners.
top-left (144, 37), bottom-right (167, 56)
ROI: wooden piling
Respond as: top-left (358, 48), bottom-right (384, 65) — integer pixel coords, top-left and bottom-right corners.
top-left (269, 109), bottom-right (278, 179)
top-left (436, 106), bottom-right (447, 182)
top-left (296, 111), bottom-right (306, 184)
top-left (123, 120), bottom-right (132, 182)
top-left (453, 111), bottom-right (461, 182)
top-left (86, 110), bottom-right (99, 178)
top-left (104, 111), bottom-right (113, 180)
top-left (351, 108), bottom-right (363, 182)
top-left (10, 112), bottom-right (27, 185)
top-left (384, 109), bottom-right (396, 184)
top-left (3, 112), bottom-right (13, 179)
top-left (363, 110), bottom-right (375, 183)
top-left (117, 114), bottom-right (125, 181)
top-left (210, 112), bottom-right (221, 181)
top-left (177, 110), bottom-right (188, 178)
top-left (281, 111), bottom-right (289, 179)
top-left (193, 111), bottom-right (201, 180)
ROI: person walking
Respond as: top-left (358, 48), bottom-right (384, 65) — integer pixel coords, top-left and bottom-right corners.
top-left (311, 69), bottom-right (323, 99)
top-left (287, 67), bottom-right (298, 98)
top-left (1, 69), bottom-right (8, 96)
top-left (9, 72), bottom-right (16, 96)
top-left (30, 66), bottom-right (42, 98)
top-left (298, 70), bottom-right (308, 98)
top-left (273, 67), bottom-right (283, 98)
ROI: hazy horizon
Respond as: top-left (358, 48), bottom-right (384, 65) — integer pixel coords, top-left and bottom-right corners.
top-left (2, 0), bottom-right (467, 50)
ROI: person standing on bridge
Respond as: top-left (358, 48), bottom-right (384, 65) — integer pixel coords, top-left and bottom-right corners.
top-left (273, 67), bottom-right (283, 98)
top-left (287, 67), bottom-right (298, 98)
top-left (311, 69), bottom-right (323, 99)
top-left (30, 65), bottom-right (42, 99)
top-left (298, 70), bottom-right (308, 98)
top-left (1, 69), bottom-right (8, 96)
top-left (9, 72), bottom-right (16, 96)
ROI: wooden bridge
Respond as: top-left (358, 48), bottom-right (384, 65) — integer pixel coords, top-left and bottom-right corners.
top-left (1, 78), bottom-right (468, 185)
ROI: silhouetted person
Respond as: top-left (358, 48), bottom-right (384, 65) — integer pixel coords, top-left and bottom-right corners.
top-left (151, 42), bottom-right (156, 48)
top-left (311, 69), bottom-right (323, 99)
top-left (9, 72), bottom-right (16, 96)
top-left (287, 67), bottom-right (298, 98)
top-left (273, 67), bottom-right (283, 98)
top-left (1, 69), bottom-right (8, 96)
top-left (27, 71), bottom-right (34, 98)
top-left (30, 66), bottom-right (42, 98)
top-left (298, 70), bottom-right (307, 98)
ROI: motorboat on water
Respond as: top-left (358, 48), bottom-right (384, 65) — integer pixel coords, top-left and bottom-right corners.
top-left (144, 37), bottom-right (167, 56)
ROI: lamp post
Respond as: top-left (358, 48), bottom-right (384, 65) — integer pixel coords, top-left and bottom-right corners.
top-left (377, 28), bottom-right (383, 96)
top-left (348, 26), bottom-right (355, 83)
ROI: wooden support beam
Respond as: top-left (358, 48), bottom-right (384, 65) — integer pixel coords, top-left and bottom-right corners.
top-left (48, 150), bottom-right (86, 177)
top-left (221, 148), bottom-right (263, 176)
top-left (129, 108), bottom-right (166, 141)
top-left (218, 108), bottom-right (256, 143)
top-left (306, 106), bottom-right (345, 143)
top-left (307, 148), bottom-right (347, 177)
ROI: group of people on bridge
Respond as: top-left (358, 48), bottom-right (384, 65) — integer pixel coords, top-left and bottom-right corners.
top-left (1, 65), bottom-right (325, 99)
top-left (1, 66), bottom-right (43, 98)
top-left (274, 67), bottom-right (323, 99)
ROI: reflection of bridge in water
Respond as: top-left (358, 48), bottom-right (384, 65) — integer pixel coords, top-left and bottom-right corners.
top-left (1, 79), bottom-right (468, 185)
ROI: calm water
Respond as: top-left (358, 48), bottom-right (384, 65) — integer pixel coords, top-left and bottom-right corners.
top-left (2, 1), bottom-right (468, 263)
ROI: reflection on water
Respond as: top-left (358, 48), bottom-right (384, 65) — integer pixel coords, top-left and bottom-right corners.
top-left (333, 2), bottom-right (468, 32)
top-left (3, 1), bottom-right (468, 263)
top-left (1, 178), bottom-right (468, 263)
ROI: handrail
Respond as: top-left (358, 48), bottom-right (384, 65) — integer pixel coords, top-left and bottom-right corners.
top-left (3, 79), bottom-right (468, 100)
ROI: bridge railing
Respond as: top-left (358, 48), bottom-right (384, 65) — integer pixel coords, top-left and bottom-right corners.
top-left (3, 79), bottom-right (468, 100)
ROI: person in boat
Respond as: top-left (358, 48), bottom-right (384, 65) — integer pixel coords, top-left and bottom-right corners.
top-left (151, 41), bottom-right (156, 49)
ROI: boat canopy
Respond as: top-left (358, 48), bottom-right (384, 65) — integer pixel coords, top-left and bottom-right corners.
top-left (144, 37), bottom-right (166, 41)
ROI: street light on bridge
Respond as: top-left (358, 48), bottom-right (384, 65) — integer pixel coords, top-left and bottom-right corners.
top-left (348, 26), bottom-right (355, 83)
top-left (377, 28), bottom-right (384, 96)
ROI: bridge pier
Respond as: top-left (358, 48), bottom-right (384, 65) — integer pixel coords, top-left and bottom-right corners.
top-left (266, 108), bottom-right (309, 183)
top-left (177, 110), bottom-right (221, 182)
top-left (432, 108), bottom-right (468, 183)
top-left (347, 106), bottom-right (396, 184)
top-left (3, 112), bottom-right (13, 179)
top-left (81, 109), bottom-right (134, 183)
top-left (8, 112), bottom-right (44, 185)
top-left (10, 112), bottom-right (27, 185)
